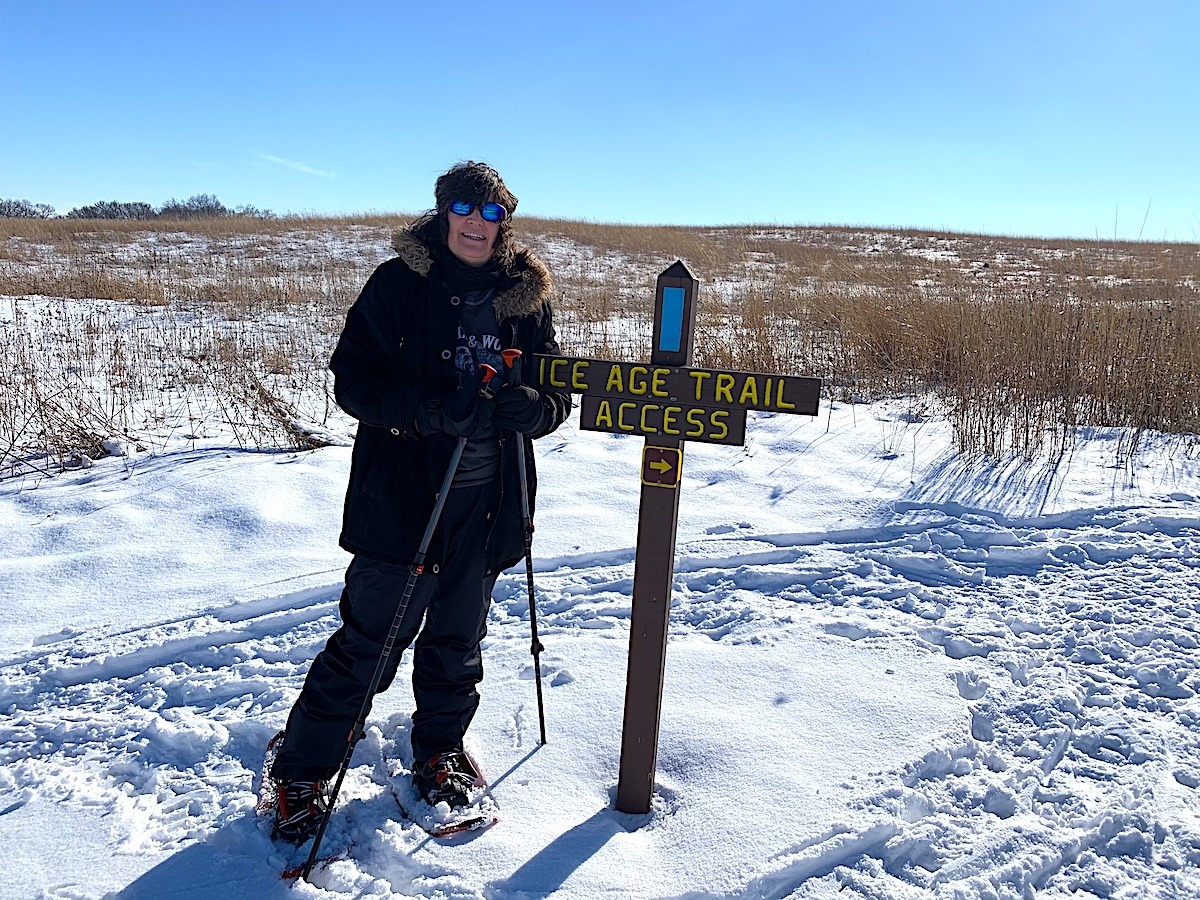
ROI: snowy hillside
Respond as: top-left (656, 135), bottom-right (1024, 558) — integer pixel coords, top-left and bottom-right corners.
top-left (2, 400), bottom-right (1198, 899)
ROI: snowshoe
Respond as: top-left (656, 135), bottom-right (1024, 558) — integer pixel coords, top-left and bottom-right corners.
top-left (394, 749), bottom-right (498, 837)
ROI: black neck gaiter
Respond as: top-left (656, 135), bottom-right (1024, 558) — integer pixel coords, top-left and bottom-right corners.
top-left (435, 243), bottom-right (503, 293)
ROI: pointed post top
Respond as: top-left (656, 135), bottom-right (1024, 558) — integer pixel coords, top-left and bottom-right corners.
top-left (659, 260), bottom-right (693, 281)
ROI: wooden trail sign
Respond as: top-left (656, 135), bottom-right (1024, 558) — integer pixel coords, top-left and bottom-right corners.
top-left (533, 261), bottom-right (822, 814)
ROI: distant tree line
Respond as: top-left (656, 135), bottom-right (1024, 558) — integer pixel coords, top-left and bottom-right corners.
top-left (0, 194), bottom-right (274, 220)
top-left (0, 199), bottom-right (57, 218)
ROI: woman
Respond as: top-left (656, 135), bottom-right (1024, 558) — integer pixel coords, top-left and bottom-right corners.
top-left (269, 161), bottom-right (572, 842)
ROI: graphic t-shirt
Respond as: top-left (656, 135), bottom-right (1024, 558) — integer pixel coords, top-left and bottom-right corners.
top-left (451, 289), bottom-right (502, 487)
top-left (455, 289), bottom-right (504, 381)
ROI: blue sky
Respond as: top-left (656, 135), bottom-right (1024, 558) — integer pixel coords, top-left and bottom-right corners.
top-left (3, 1), bottom-right (1198, 240)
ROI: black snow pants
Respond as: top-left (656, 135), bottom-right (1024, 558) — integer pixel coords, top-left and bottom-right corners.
top-left (271, 482), bottom-right (498, 782)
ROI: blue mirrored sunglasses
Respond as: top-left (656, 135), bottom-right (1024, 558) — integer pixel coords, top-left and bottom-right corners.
top-left (449, 199), bottom-right (508, 222)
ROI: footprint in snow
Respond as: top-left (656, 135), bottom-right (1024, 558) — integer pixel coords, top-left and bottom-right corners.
top-left (954, 670), bottom-right (989, 700)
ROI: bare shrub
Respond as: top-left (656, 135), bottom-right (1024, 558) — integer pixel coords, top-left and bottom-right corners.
top-left (67, 201), bottom-right (156, 220)
top-left (158, 194), bottom-right (229, 220)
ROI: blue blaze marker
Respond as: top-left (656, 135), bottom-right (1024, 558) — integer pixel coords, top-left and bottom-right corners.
top-left (658, 287), bottom-right (685, 353)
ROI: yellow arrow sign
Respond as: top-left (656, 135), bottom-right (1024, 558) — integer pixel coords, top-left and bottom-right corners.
top-left (641, 446), bottom-right (683, 489)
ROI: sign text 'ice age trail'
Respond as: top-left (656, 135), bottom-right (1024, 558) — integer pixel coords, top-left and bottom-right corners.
top-left (537, 356), bottom-right (820, 414)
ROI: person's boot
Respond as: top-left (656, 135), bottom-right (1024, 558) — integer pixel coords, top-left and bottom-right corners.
top-left (412, 749), bottom-right (481, 809)
top-left (273, 779), bottom-right (328, 843)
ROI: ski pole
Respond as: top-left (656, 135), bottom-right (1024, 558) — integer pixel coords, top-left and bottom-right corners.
top-left (501, 349), bottom-right (548, 745)
top-left (302, 367), bottom-right (496, 881)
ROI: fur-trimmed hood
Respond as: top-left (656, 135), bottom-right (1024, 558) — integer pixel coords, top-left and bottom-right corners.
top-left (391, 230), bottom-right (552, 321)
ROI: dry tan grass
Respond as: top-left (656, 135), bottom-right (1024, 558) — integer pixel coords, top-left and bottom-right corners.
top-left (0, 213), bottom-right (416, 241)
top-left (1, 214), bottom-right (1197, 473)
top-left (532, 222), bottom-right (1199, 454)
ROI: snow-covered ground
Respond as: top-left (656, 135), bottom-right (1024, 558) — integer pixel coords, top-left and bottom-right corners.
top-left (2, 402), bottom-right (1199, 899)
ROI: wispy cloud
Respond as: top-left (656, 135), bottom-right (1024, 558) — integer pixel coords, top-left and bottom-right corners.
top-left (258, 153), bottom-right (335, 178)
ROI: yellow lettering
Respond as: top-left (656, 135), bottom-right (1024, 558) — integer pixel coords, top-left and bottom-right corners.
top-left (549, 358), bottom-right (568, 388)
top-left (685, 408), bottom-right (706, 437)
top-left (690, 371), bottom-right (711, 402)
top-left (711, 410), bottom-right (729, 441)
top-left (594, 400), bottom-right (613, 429)
top-left (605, 364), bottom-right (625, 393)
top-left (629, 366), bottom-right (649, 396)
top-left (571, 360), bottom-right (589, 391)
top-left (715, 374), bottom-right (735, 404)
top-left (776, 379), bottom-right (796, 410)
top-left (738, 376), bottom-right (759, 407)
top-left (539, 356), bottom-right (546, 385)
top-left (651, 368), bottom-right (669, 398)
top-left (639, 404), bottom-right (660, 434)
top-left (617, 402), bottom-right (637, 431)
top-left (662, 406), bottom-right (682, 435)
top-left (764, 377), bottom-right (774, 408)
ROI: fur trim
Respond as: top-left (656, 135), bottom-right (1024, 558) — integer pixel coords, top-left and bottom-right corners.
top-left (391, 230), bottom-right (552, 320)
top-left (392, 230), bottom-right (434, 277)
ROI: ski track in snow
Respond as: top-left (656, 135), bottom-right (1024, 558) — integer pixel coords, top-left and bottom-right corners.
top-left (3, 478), bottom-right (1199, 898)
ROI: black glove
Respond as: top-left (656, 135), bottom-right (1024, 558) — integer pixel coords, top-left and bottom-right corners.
top-left (492, 384), bottom-right (546, 434)
top-left (416, 375), bottom-right (495, 438)
top-left (416, 397), bottom-right (494, 438)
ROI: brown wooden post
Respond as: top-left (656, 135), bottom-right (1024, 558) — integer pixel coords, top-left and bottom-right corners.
top-left (616, 261), bottom-right (697, 814)
top-left (528, 262), bottom-right (821, 814)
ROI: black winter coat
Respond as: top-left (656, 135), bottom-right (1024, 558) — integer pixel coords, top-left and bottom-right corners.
top-left (330, 231), bottom-right (572, 574)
